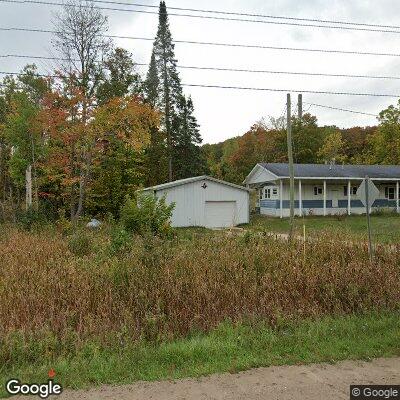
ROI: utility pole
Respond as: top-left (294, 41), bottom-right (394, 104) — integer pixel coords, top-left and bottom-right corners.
top-left (287, 93), bottom-right (295, 239)
top-left (25, 164), bottom-right (32, 210)
top-left (365, 176), bottom-right (374, 261)
top-left (298, 94), bottom-right (303, 120)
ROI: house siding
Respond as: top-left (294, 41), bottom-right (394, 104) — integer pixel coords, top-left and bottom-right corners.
top-left (256, 181), bottom-right (399, 217)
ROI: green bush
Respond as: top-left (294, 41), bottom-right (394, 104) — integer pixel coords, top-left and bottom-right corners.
top-left (109, 226), bottom-right (132, 255)
top-left (16, 207), bottom-right (47, 231)
top-left (120, 194), bottom-right (175, 238)
top-left (68, 231), bottom-right (91, 257)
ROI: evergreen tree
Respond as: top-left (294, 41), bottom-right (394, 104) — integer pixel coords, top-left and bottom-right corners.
top-left (144, 49), bottom-right (169, 185)
top-left (173, 95), bottom-right (203, 179)
top-left (145, 50), bottom-right (160, 108)
top-left (145, 1), bottom-right (204, 181)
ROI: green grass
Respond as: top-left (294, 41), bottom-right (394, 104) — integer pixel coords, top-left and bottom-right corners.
top-left (1, 312), bottom-right (399, 397)
top-left (248, 213), bottom-right (400, 244)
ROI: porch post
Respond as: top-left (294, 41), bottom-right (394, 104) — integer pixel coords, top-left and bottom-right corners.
top-left (299, 179), bottom-right (302, 217)
top-left (323, 180), bottom-right (327, 216)
top-left (280, 179), bottom-right (283, 218)
top-left (347, 180), bottom-right (351, 216)
top-left (397, 181), bottom-right (399, 213)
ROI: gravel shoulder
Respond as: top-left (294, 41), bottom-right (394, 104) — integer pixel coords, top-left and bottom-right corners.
top-left (47, 357), bottom-right (400, 400)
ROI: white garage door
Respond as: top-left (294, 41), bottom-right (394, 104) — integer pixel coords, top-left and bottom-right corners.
top-left (204, 201), bottom-right (236, 228)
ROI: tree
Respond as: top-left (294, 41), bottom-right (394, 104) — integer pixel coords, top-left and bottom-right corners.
top-left (39, 82), bottom-right (96, 220)
top-left (317, 129), bottom-right (347, 164)
top-left (52, 1), bottom-right (111, 218)
top-left (52, 0), bottom-right (110, 99)
top-left (143, 49), bottom-right (168, 185)
top-left (1, 66), bottom-right (48, 212)
top-left (173, 95), bottom-right (203, 179)
top-left (291, 113), bottom-right (325, 163)
top-left (97, 47), bottom-right (143, 104)
top-left (146, 1), bottom-right (204, 181)
top-left (369, 101), bottom-right (400, 164)
top-left (78, 95), bottom-right (158, 217)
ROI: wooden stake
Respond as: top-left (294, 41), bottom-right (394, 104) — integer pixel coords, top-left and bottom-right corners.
top-left (287, 94), bottom-right (295, 239)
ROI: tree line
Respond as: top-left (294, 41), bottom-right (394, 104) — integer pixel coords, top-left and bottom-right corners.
top-left (1, 0), bottom-right (400, 221)
top-left (0, 0), bottom-right (205, 221)
top-left (203, 104), bottom-right (400, 184)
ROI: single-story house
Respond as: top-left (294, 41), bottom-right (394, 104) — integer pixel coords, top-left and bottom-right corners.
top-left (244, 163), bottom-right (400, 217)
top-left (141, 176), bottom-right (250, 228)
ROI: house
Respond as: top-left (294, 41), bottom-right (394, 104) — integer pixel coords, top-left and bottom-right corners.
top-left (244, 163), bottom-right (400, 217)
top-left (141, 176), bottom-right (250, 228)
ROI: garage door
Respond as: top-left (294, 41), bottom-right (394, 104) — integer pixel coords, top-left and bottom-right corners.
top-left (204, 201), bottom-right (236, 228)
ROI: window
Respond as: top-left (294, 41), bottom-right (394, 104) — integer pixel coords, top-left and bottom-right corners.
top-left (385, 187), bottom-right (395, 200)
top-left (343, 186), bottom-right (358, 196)
top-left (263, 186), bottom-right (279, 199)
top-left (314, 186), bottom-right (323, 196)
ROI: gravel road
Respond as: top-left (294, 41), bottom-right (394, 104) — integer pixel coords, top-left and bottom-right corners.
top-left (36, 357), bottom-right (400, 400)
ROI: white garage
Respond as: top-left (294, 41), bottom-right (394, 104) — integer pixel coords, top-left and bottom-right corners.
top-left (140, 176), bottom-right (250, 228)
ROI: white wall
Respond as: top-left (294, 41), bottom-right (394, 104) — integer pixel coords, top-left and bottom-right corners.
top-left (147, 178), bottom-right (249, 227)
top-left (258, 181), bottom-right (399, 217)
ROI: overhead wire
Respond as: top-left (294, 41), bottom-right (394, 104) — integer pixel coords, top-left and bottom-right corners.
top-left (2, 53), bottom-right (400, 80)
top-left (2, 27), bottom-right (400, 58)
top-left (2, 0), bottom-right (400, 34)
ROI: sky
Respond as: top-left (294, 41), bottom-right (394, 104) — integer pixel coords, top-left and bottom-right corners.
top-left (2, 0), bottom-right (400, 144)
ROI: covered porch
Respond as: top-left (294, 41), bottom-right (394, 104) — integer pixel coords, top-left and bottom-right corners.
top-left (251, 178), bottom-right (400, 218)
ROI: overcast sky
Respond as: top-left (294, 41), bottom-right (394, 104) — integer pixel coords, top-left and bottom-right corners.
top-left (2, 0), bottom-right (400, 144)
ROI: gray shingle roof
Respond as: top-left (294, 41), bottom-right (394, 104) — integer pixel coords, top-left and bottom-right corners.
top-left (260, 163), bottom-right (400, 179)
top-left (140, 175), bottom-right (249, 192)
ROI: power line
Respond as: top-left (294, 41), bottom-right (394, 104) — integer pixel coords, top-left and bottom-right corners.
top-left (2, 27), bottom-right (400, 58)
top-left (182, 84), bottom-right (399, 98)
top-left (305, 102), bottom-right (378, 116)
top-left (1, 70), bottom-right (399, 97)
top-left (3, 53), bottom-right (400, 80)
top-left (58, 0), bottom-right (400, 31)
top-left (2, 0), bottom-right (400, 35)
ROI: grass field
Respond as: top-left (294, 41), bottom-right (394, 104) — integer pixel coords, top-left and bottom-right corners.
top-left (0, 222), bottom-right (399, 397)
top-left (248, 213), bottom-right (400, 244)
top-left (1, 312), bottom-right (399, 397)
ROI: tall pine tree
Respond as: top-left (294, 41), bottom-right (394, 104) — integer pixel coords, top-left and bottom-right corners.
top-left (144, 49), bottom-right (168, 185)
top-left (145, 1), bottom-right (204, 181)
top-left (173, 95), bottom-right (204, 178)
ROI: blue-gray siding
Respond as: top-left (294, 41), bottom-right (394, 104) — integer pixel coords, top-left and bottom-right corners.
top-left (261, 198), bottom-right (397, 209)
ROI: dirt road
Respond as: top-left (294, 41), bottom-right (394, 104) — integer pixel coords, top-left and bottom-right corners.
top-left (47, 357), bottom-right (399, 400)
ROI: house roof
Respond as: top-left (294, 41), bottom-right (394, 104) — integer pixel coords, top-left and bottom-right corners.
top-left (140, 175), bottom-right (250, 192)
top-left (259, 163), bottom-right (400, 179)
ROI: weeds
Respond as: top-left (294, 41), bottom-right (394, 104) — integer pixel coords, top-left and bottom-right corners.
top-left (0, 227), bottom-right (399, 347)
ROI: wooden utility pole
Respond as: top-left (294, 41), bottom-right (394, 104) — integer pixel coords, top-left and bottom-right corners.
top-left (298, 94), bottom-right (303, 120)
top-left (287, 93), bottom-right (295, 239)
top-left (365, 176), bottom-right (374, 261)
top-left (25, 164), bottom-right (32, 210)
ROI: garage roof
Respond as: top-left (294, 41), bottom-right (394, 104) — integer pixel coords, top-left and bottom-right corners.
top-left (141, 176), bottom-right (249, 192)
top-left (260, 163), bottom-right (400, 179)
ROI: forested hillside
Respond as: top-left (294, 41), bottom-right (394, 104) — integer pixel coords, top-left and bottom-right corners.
top-left (202, 109), bottom-right (400, 184)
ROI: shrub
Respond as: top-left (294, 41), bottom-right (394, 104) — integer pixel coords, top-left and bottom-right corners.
top-left (68, 231), bottom-right (91, 257)
top-left (16, 207), bottom-right (47, 231)
top-left (109, 226), bottom-right (132, 255)
top-left (120, 194), bottom-right (175, 238)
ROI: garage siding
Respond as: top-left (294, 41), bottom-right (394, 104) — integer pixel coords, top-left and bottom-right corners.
top-left (154, 178), bottom-right (249, 228)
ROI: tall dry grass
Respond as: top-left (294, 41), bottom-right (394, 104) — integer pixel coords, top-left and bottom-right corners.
top-left (0, 226), bottom-right (399, 344)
